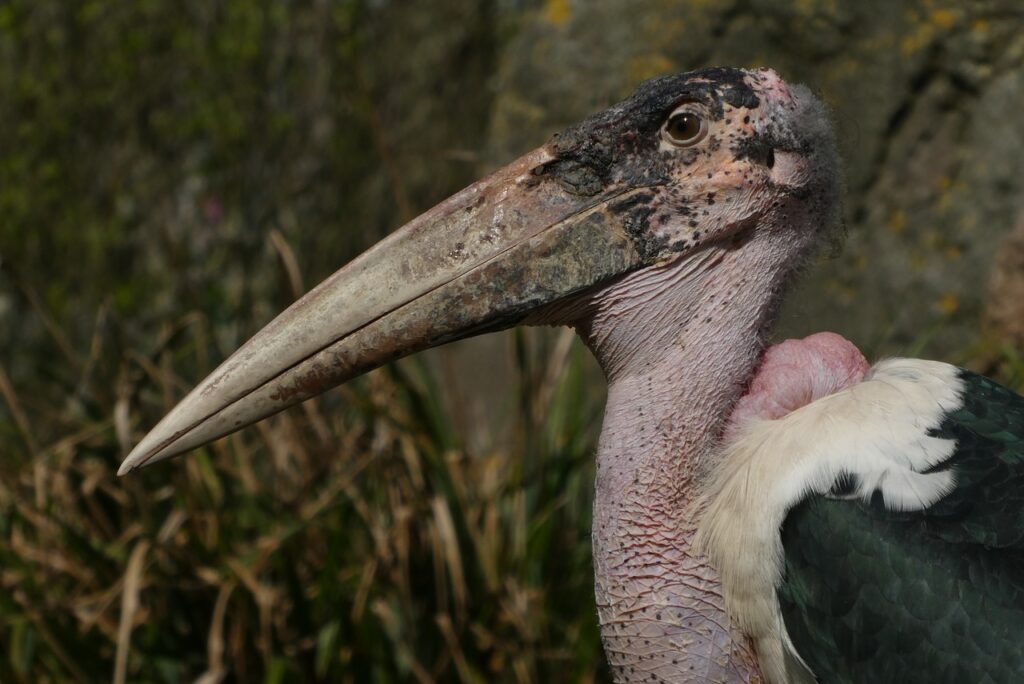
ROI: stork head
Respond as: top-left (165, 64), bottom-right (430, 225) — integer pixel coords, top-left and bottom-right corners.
top-left (119, 67), bottom-right (839, 474)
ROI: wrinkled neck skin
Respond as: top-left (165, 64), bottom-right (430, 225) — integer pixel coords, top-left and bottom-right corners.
top-left (569, 224), bottom-right (808, 683)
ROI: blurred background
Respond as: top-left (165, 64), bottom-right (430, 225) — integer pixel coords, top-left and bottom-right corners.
top-left (1, 0), bottom-right (1022, 682)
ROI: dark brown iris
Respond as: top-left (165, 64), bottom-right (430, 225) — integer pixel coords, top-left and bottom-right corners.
top-left (663, 112), bottom-right (706, 146)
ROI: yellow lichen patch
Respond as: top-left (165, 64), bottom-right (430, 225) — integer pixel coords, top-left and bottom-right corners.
top-left (900, 33), bottom-right (924, 57)
top-left (793, 0), bottom-right (817, 14)
top-left (628, 54), bottom-right (676, 83)
top-left (887, 208), bottom-right (906, 234)
top-left (938, 292), bottom-right (959, 314)
top-left (901, 6), bottom-right (959, 56)
top-left (542, 0), bottom-right (571, 26)
top-left (791, 0), bottom-right (841, 16)
top-left (929, 8), bottom-right (957, 30)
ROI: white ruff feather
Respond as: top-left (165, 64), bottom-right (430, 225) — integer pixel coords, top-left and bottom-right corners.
top-left (694, 358), bottom-right (964, 684)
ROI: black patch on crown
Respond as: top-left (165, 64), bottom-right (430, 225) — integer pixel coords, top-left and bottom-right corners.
top-left (537, 68), bottom-right (761, 197)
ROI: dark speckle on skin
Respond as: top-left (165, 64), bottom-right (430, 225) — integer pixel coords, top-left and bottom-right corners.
top-left (679, 149), bottom-right (699, 165)
top-left (535, 158), bottom-right (605, 196)
top-left (609, 191), bottom-right (655, 215)
top-left (609, 191), bottom-right (666, 259)
top-left (732, 134), bottom-right (777, 167)
top-left (542, 67), bottom-right (760, 199)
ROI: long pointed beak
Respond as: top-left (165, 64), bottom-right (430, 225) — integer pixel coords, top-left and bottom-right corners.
top-left (119, 147), bottom-right (648, 474)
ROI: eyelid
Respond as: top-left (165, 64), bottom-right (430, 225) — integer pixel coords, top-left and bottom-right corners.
top-left (667, 99), bottom-right (704, 116)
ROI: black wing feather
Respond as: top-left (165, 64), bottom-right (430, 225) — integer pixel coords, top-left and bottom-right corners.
top-left (779, 370), bottom-right (1024, 683)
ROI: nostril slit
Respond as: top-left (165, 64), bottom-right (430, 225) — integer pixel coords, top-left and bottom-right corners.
top-left (766, 148), bottom-right (775, 169)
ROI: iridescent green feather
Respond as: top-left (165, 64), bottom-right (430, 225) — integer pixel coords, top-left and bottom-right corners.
top-left (779, 371), bottom-right (1024, 683)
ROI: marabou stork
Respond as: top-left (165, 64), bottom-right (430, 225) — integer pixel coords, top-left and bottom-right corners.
top-left (120, 68), bottom-right (1024, 683)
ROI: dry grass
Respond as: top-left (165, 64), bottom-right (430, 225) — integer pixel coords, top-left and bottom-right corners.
top-left (0, 251), bottom-right (608, 682)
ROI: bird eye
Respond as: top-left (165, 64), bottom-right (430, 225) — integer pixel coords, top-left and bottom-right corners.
top-left (662, 111), bottom-right (707, 147)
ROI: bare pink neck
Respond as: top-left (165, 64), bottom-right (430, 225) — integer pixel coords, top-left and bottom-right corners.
top-left (574, 239), bottom-right (798, 683)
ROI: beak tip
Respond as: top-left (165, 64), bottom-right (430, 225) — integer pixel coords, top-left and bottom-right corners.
top-left (117, 402), bottom-right (209, 475)
top-left (119, 438), bottom-right (164, 476)
top-left (118, 447), bottom-right (149, 476)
